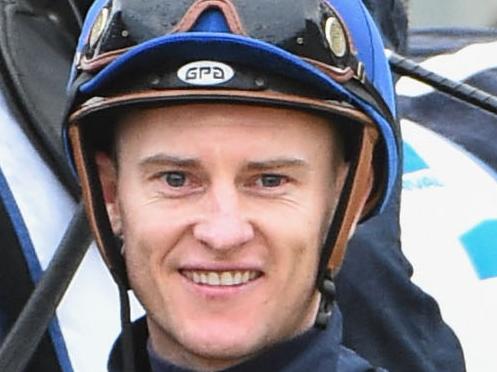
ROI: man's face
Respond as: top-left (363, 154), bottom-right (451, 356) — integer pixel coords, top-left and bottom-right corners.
top-left (98, 103), bottom-right (348, 370)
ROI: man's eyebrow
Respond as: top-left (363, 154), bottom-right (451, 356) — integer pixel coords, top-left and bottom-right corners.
top-left (245, 158), bottom-right (308, 171)
top-left (138, 154), bottom-right (200, 168)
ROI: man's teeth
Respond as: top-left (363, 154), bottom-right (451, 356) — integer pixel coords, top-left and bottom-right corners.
top-left (183, 270), bottom-right (259, 286)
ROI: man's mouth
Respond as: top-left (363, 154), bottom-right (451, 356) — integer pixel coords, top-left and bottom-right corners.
top-left (181, 270), bottom-right (262, 287)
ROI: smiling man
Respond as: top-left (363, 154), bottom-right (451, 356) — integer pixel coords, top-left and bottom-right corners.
top-left (64, 0), bottom-right (400, 370)
top-left (97, 104), bottom-right (349, 370)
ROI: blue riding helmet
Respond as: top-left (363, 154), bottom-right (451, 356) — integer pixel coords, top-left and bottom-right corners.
top-left (64, 0), bottom-right (400, 288)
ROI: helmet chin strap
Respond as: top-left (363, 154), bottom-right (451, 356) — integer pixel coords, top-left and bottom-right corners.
top-left (117, 277), bottom-right (136, 372)
top-left (315, 270), bottom-right (337, 329)
top-left (315, 123), bottom-right (377, 328)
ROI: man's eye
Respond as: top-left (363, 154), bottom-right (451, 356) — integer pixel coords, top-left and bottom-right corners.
top-left (162, 172), bottom-right (186, 188)
top-left (258, 174), bottom-right (286, 188)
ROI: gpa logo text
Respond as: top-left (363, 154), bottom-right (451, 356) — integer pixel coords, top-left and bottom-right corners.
top-left (178, 61), bottom-right (235, 86)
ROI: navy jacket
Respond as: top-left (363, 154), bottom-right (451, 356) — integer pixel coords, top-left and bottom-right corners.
top-left (108, 306), bottom-right (385, 372)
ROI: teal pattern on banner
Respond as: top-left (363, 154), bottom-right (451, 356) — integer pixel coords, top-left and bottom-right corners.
top-left (461, 220), bottom-right (497, 280)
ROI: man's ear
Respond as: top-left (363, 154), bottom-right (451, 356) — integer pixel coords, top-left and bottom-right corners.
top-left (95, 152), bottom-right (122, 236)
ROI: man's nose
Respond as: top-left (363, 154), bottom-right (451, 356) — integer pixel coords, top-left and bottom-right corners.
top-left (193, 188), bottom-right (254, 251)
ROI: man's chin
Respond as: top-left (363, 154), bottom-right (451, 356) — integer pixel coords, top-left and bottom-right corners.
top-left (184, 327), bottom-right (264, 357)
top-left (168, 333), bottom-right (265, 371)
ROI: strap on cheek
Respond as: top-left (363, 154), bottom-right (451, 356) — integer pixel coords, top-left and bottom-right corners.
top-left (69, 124), bottom-right (122, 275)
top-left (69, 125), bottom-right (102, 248)
top-left (327, 124), bottom-right (378, 274)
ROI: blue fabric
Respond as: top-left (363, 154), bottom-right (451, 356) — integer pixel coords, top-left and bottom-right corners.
top-left (111, 305), bottom-right (382, 372)
top-left (192, 9), bottom-right (230, 32)
top-left (0, 168), bottom-right (74, 372)
top-left (79, 34), bottom-right (354, 99)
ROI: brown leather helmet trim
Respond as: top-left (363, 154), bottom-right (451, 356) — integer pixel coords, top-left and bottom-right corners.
top-left (174, 0), bottom-right (246, 34)
top-left (69, 88), bottom-right (373, 126)
top-left (80, 46), bottom-right (132, 73)
top-left (68, 124), bottom-right (114, 268)
top-left (302, 57), bottom-right (356, 83)
top-left (328, 123), bottom-right (378, 273)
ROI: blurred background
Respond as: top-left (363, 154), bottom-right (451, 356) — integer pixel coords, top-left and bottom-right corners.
top-left (409, 0), bottom-right (497, 28)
